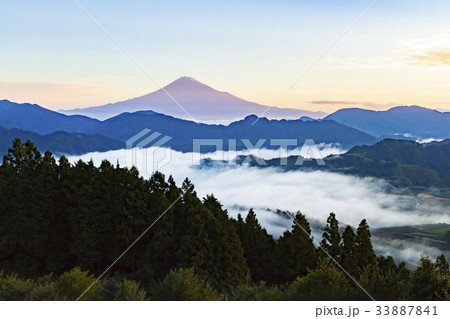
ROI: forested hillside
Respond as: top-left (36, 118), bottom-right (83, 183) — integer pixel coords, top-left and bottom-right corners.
top-left (257, 139), bottom-right (450, 188)
top-left (0, 139), bottom-right (448, 301)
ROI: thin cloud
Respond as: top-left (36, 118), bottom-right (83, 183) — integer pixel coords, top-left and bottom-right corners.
top-left (412, 50), bottom-right (450, 66)
top-left (310, 101), bottom-right (396, 110)
top-left (400, 31), bottom-right (450, 67)
top-left (400, 31), bottom-right (450, 52)
top-left (310, 101), bottom-right (360, 105)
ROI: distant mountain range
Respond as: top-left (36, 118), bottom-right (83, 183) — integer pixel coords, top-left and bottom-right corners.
top-left (1, 85), bottom-right (450, 157)
top-left (0, 100), bottom-right (377, 156)
top-left (60, 77), bottom-right (327, 121)
top-left (325, 106), bottom-right (450, 139)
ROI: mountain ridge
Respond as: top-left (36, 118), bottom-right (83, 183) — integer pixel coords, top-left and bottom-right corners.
top-left (89, 110), bottom-right (378, 150)
top-left (0, 126), bottom-right (124, 156)
top-left (325, 105), bottom-right (450, 139)
top-left (0, 99), bottom-right (100, 135)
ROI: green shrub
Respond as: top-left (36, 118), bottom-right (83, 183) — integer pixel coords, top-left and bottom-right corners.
top-left (31, 282), bottom-right (59, 301)
top-left (115, 279), bottom-right (147, 301)
top-left (229, 282), bottom-right (286, 301)
top-left (151, 268), bottom-right (223, 301)
top-left (0, 271), bottom-right (35, 301)
top-left (287, 259), bottom-right (351, 301)
top-left (56, 267), bottom-right (98, 301)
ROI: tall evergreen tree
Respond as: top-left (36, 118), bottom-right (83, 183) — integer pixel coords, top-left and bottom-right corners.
top-left (320, 213), bottom-right (342, 261)
top-left (136, 172), bottom-right (175, 287)
top-left (341, 225), bottom-right (358, 276)
top-left (203, 195), bottom-right (249, 290)
top-left (174, 178), bottom-right (213, 276)
top-left (356, 219), bottom-right (377, 270)
top-left (234, 209), bottom-right (276, 284)
top-left (274, 212), bottom-right (318, 283)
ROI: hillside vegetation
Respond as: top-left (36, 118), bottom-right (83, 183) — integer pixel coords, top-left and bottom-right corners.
top-left (259, 139), bottom-right (450, 189)
top-left (0, 139), bottom-right (448, 300)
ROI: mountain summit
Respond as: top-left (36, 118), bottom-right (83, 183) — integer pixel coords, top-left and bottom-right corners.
top-left (137, 76), bottom-right (243, 104)
top-left (61, 77), bottom-right (326, 121)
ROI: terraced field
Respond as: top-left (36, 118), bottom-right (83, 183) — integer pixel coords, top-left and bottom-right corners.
top-left (373, 223), bottom-right (450, 249)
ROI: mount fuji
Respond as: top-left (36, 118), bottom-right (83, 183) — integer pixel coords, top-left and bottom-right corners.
top-left (60, 77), bottom-right (326, 121)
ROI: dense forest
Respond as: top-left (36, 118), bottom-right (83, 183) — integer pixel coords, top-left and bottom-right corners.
top-left (0, 139), bottom-right (448, 301)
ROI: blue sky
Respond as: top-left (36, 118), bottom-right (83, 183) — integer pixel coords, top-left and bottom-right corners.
top-left (1, 0), bottom-right (450, 112)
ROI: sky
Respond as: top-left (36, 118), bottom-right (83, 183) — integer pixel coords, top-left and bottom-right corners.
top-left (1, 0), bottom-right (450, 113)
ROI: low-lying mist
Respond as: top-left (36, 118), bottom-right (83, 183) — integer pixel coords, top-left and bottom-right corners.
top-left (67, 146), bottom-right (450, 265)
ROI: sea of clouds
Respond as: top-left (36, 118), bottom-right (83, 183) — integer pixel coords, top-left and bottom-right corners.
top-left (67, 145), bottom-right (450, 265)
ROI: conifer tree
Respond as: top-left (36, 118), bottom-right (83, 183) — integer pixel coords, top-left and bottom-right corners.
top-left (174, 178), bottom-right (213, 276)
top-left (356, 219), bottom-right (377, 269)
top-left (203, 195), bottom-right (249, 290)
top-left (341, 225), bottom-right (358, 276)
top-left (320, 212), bottom-right (342, 261)
top-left (234, 209), bottom-right (276, 284)
top-left (274, 212), bottom-right (318, 283)
top-left (138, 172), bottom-right (175, 287)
